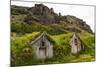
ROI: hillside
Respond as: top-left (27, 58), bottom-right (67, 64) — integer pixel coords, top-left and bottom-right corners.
top-left (11, 32), bottom-right (95, 66)
top-left (11, 4), bottom-right (93, 34)
top-left (11, 4), bottom-right (95, 66)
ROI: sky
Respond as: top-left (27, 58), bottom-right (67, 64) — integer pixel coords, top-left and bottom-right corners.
top-left (11, 0), bottom-right (95, 32)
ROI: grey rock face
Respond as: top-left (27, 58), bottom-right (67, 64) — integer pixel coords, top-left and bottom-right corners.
top-left (11, 4), bottom-right (93, 33)
top-left (27, 4), bottom-right (59, 24)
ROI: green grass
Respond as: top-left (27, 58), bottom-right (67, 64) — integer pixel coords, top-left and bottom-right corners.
top-left (11, 32), bottom-right (40, 66)
top-left (11, 32), bottom-right (95, 66)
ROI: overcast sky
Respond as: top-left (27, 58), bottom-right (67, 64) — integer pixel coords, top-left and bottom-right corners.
top-left (11, 0), bottom-right (95, 32)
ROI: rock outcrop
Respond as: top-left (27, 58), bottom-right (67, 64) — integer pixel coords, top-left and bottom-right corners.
top-left (11, 4), bottom-right (93, 33)
top-left (24, 4), bottom-right (59, 24)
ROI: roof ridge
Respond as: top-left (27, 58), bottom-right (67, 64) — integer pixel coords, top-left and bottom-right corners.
top-left (29, 32), bottom-right (55, 46)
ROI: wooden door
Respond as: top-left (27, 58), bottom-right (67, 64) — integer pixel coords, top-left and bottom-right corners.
top-left (39, 47), bottom-right (46, 59)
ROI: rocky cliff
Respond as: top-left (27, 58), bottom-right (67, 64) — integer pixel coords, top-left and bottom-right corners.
top-left (11, 4), bottom-right (93, 34)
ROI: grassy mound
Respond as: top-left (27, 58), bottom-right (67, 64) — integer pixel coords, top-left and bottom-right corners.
top-left (11, 32), bottom-right (95, 66)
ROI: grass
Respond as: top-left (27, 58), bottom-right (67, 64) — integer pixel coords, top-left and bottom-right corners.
top-left (11, 32), bottom-right (95, 66)
top-left (51, 32), bottom-right (74, 45)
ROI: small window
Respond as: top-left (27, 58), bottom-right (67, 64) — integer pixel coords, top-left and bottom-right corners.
top-left (74, 38), bottom-right (78, 45)
top-left (75, 39), bottom-right (77, 42)
top-left (41, 41), bottom-right (45, 46)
